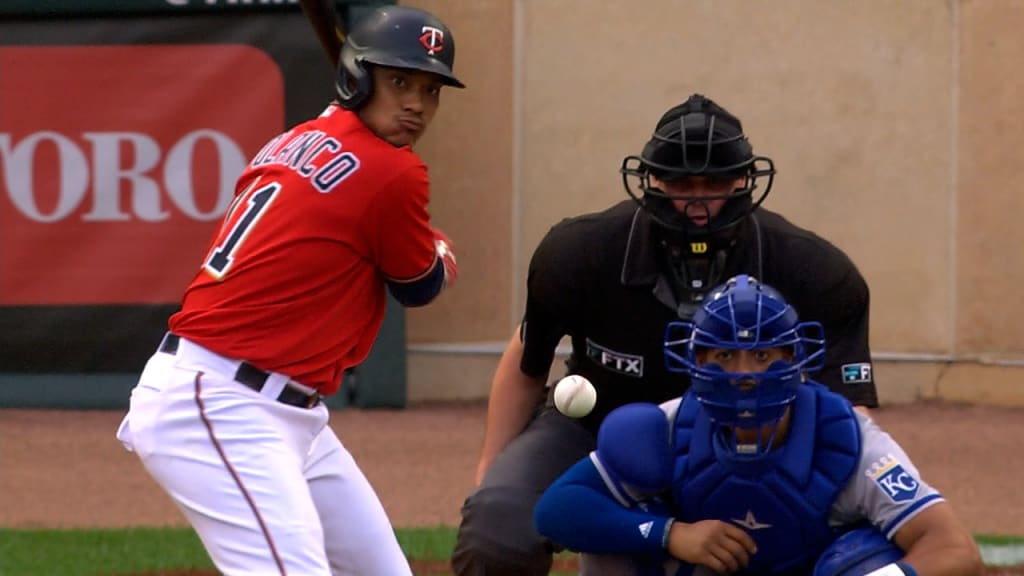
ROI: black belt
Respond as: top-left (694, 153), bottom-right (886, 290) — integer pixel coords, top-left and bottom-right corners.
top-left (159, 333), bottom-right (321, 409)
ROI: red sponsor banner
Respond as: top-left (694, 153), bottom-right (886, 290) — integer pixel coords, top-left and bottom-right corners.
top-left (0, 45), bottom-right (284, 304)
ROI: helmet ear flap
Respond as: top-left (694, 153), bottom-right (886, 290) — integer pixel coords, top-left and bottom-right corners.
top-left (336, 50), bottom-right (374, 110)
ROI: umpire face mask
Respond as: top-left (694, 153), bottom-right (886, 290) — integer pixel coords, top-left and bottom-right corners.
top-left (621, 96), bottom-right (776, 244)
top-left (646, 174), bottom-right (748, 319)
top-left (651, 174), bottom-right (748, 228)
top-left (623, 100), bottom-right (776, 318)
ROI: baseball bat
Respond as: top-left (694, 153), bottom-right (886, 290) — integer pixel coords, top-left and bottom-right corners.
top-left (297, 0), bottom-right (347, 67)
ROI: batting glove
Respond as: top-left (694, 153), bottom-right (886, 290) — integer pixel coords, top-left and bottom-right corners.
top-left (433, 227), bottom-right (458, 288)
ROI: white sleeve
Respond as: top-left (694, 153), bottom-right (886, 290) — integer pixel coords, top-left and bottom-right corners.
top-left (658, 397), bottom-right (682, 420)
top-left (830, 412), bottom-right (944, 538)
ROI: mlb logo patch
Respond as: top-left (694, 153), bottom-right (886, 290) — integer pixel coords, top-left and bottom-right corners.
top-left (866, 454), bottom-right (920, 502)
top-left (842, 363), bottom-right (873, 384)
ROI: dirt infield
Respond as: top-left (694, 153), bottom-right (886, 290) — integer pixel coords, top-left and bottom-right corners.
top-left (2, 399), bottom-right (1023, 573)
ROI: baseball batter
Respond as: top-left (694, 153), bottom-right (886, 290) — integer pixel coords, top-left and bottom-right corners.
top-left (114, 6), bottom-right (464, 575)
top-left (534, 276), bottom-right (983, 576)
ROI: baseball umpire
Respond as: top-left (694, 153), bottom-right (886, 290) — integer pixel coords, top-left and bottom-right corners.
top-left (115, 6), bottom-right (463, 575)
top-left (453, 94), bottom-right (881, 575)
top-left (534, 274), bottom-right (982, 575)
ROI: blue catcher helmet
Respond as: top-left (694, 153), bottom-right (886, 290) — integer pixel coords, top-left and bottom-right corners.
top-left (664, 275), bottom-right (825, 457)
top-left (813, 527), bottom-right (904, 576)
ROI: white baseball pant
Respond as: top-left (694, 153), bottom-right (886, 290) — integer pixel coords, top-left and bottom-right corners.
top-left (116, 335), bottom-right (412, 576)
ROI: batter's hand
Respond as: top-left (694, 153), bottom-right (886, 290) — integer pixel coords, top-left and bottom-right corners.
top-left (433, 227), bottom-right (458, 288)
top-left (666, 519), bottom-right (757, 573)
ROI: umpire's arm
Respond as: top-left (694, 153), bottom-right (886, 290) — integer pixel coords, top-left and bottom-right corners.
top-left (474, 325), bottom-right (548, 485)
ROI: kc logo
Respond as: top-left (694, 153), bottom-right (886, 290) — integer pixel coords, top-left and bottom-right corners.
top-left (875, 466), bottom-right (920, 502)
top-left (419, 26), bottom-right (445, 55)
top-left (866, 454), bottom-right (920, 502)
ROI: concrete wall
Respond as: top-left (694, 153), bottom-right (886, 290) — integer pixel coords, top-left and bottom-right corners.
top-left (400, 0), bottom-right (1024, 406)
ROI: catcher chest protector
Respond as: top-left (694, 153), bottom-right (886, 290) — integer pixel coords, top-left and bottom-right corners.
top-left (336, 5), bottom-right (465, 109)
top-left (670, 384), bottom-right (861, 573)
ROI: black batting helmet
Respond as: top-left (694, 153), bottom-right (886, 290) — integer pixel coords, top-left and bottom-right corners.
top-left (621, 94), bottom-right (776, 241)
top-left (336, 5), bottom-right (465, 110)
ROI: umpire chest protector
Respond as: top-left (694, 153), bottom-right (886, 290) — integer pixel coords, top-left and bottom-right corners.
top-left (671, 385), bottom-right (861, 574)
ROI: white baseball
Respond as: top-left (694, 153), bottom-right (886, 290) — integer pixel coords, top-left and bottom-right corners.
top-left (553, 375), bottom-right (597, 419)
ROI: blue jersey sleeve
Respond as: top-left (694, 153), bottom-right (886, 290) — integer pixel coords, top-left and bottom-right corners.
top-left (386, 260), bottom-right (444, 306)
top-left (534, 456), bottom-right (675, 555)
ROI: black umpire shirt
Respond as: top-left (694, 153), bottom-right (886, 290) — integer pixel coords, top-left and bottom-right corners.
top-left (520, 200), bottom-right (879, 435)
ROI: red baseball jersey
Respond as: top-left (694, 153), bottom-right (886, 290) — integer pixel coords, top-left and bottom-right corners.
top-left (169, 104), bottom-right (437, 394)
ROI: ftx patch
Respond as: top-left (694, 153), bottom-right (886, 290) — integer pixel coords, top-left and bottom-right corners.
top-left (586, 338), bottom-right (644, 377)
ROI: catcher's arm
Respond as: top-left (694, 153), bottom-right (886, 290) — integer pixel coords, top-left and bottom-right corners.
top-left (297, 0), bottom-right (346, 67)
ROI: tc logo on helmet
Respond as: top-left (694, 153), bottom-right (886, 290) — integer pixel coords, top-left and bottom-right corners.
top-left (419, 26), bottom-right (445, 55)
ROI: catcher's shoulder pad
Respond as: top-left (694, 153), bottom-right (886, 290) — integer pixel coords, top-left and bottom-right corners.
top-left (595, 402), bottom-right (673, 494)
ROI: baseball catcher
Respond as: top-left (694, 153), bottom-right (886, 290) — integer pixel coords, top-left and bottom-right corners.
top-left (534, 275), bottom-right (982, 575)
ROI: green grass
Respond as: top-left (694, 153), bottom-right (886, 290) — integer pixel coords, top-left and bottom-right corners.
top-left (0, 527), bottom-right (1019, 576)
top-left (395, 525), bottom-right (459, 560)
top-left (977, 533), bottom-right (1024, 546)
top-left (0, 527), bottom-right (212, 575)
top-left (0, 526), bottom-right (467, 576)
